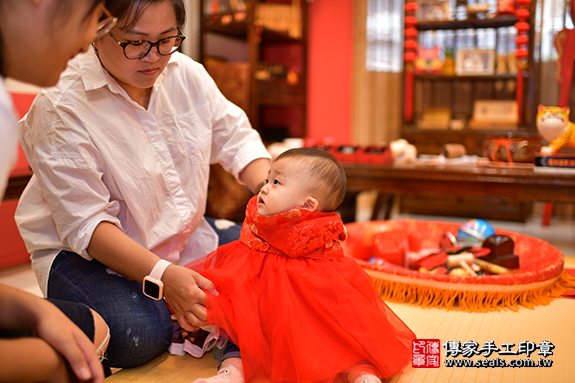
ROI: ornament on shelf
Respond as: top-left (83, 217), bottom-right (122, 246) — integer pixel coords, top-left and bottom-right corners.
top-left (414, 46), bottom-right (443, 74)
top-left (496, 54), bottom-right (508, 74)
top-left (497, 0), bottom-right (516, 15)
top-left (443, 47), bottom-right (455, 76)
top-left (536, 105), bottom-right (575, 155)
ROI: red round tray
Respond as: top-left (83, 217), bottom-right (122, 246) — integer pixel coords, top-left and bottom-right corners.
top-left (344, 220), bottom-right (573, 311)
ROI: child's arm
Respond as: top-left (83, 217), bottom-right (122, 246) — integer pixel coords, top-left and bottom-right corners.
top-left (0, 284), bottom-right (104, 382)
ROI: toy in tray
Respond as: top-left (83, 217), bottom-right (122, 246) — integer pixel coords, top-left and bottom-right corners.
top-left (350, 220), bottom-right (568, 311)
top-left (456, 219), bottom-right (495, 247)
top-left (480, 234), bottom-right (520, 269)
top-left (373, 219), bottom-right (518, 277)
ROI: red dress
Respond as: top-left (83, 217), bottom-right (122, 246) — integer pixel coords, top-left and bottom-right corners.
top-left (187, 197), bottom-right (415, 383)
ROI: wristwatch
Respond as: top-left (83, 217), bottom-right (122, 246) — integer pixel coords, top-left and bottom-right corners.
top-left (143, 259), bottom-right (171, 300)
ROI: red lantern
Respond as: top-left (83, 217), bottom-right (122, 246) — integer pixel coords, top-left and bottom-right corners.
top-left (404, 2), bottom-right (418, 12)
top-left (516, 8), bottom-right (530, 19)
top-left (404, 27), bottom-right (418, 38)
top-left (515, 47), bottom-right (528, 58)
top-left (515, 21), bottom-right (529, 32)
top-left (404, 52), bottom-right (418, 62)
top-left (514, 0), bottom-right (531, 126)
top-left (405, 16), bottom-right (418, 27)
top-left (404, 0), bottom-right (418, 123)
top-left (515, 35), bottom-right (529, 45)
top-left (404, 39), bottom-right (418, 50)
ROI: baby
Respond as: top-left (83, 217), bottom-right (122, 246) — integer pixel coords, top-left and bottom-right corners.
top-left (189, 147), bottom-right (415, 383)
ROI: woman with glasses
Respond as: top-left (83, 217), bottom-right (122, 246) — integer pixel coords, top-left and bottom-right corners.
top-left (0, 1), bottom-right (116, 382)
top-left (15, 0), bottom-right (271, 370)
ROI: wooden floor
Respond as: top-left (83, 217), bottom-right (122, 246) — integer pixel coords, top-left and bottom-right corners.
top-left (108, 261), bottom-right (575, 383)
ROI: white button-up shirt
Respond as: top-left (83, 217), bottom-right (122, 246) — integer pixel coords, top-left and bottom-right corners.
top-left (0, 77), bottom-right (18, 200)
top-left (15, 49), bottom-right (270, 295)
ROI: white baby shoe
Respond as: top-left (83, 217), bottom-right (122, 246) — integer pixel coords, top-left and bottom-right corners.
top-left (192, 364), bottom-right (245, 383)
top-left (353, 373), bottom-right (382, 383)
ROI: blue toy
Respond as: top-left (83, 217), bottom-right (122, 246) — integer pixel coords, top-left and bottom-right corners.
top-left (456, 219), bottom-right (495, 244)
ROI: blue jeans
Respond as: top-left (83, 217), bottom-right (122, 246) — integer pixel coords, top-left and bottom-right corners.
top-left (47, 218), bottom-right (241, 368)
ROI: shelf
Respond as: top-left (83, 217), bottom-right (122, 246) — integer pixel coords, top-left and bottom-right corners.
top-left (203, 18), bottom-right (249, 39)
top-left (417, 15), bottom-right (518, 31)
top-left (203, 16), bottom-right (305, 44)
top-left (256, 79), bottom-right (306, 106)
top-left (414, 73), bottom-right (525, 81)
top-left (200, 1), bottom-right (308, 138)
top-left (402, 125), bottom-right (529, 133)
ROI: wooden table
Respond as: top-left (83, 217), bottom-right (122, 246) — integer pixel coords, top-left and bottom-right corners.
top-left (341, 162), bottom-right (575, 220)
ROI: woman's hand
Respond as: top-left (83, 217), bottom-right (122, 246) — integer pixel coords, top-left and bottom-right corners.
top-left (161, 265), bottom-right (217, 331)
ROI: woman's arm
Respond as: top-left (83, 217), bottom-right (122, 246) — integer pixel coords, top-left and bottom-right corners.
top-left (86, 222), bottom-right (216, 330)
top-left (0, 284), bottom-right (103, 382)
top-left (239, 157), bottom-right (271, 194)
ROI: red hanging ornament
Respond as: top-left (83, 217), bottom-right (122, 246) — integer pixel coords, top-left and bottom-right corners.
top-left (404, 16), bottom-right (418, 27)
top-left (404, 39), bottom-right (418, 50)
top-left (514, 0), bottom-right (531, 125)
top-left (404, 0), bottom-right (418, 123)
top-left (515, 35), bottom-right (529, 46)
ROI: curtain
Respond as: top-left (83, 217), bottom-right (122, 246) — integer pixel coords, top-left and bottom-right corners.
top-left (352, 0), bottom-right (404, 145)
top-left (533, 0), bottom-right (574, 107)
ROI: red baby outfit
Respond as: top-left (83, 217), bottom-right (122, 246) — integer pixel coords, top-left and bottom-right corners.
top-left (187, 197), bottom-right (415, 383)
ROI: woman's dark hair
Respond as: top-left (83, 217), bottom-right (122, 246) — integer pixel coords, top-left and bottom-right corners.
top-left (0, 0), bottom-right (104, 77)
top-left (106, 0), bottom-right (186, 31)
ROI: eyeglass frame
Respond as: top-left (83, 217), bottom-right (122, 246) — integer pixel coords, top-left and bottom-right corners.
top-left (94, 7), bottom-right (117, 42)
top-left (108, 30), bottom-right (186, 59)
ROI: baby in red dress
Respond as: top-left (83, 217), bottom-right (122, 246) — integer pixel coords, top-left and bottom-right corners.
top-left (190, 148), bottom-right (415, 383)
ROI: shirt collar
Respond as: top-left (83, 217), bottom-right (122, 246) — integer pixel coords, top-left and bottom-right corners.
top-left (78, 47), bottom-right (179, 93)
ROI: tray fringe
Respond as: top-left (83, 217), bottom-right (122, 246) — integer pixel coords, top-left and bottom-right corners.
top-left (366, 268), bottom-right (575, 312)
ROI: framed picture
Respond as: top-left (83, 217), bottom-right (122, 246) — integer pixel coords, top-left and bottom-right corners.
top-left (456, 49), bottom-right (496, 75)
top-left (417, 0), bottom-right (451, 22)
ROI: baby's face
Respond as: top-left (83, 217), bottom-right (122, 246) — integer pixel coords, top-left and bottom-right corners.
top-left (257, 159), bottom-right (313, 216)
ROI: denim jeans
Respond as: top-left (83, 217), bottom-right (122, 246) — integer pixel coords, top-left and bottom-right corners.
top-left (47, 217), bottom-right (241, 368)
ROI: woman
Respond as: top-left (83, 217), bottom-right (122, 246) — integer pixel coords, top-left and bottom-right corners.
top-left (0, 1), bottom-right (116, 381)
top-left (15, 0), bottom-right (271, 369)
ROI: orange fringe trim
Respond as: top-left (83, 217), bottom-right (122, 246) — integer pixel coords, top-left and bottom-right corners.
top-left (366, 269), bottom-right (575, 312)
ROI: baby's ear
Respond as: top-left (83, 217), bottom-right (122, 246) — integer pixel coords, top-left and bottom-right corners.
top-left (302, 197), bottom-right (319, 212)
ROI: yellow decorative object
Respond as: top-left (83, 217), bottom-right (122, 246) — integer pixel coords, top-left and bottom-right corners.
top-left (414, 46), bottom-right (443, 74)
top-left (536, 105), bottom-right (575, 155)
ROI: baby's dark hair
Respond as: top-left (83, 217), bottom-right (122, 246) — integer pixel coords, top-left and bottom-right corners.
top-left (275, 147), bottom-right (346, 212)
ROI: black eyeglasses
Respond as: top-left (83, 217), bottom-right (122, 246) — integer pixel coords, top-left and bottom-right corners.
top-left (94, 7), bottom-right (117, 42)
top-left (108, 30), bottom-right (186, 59)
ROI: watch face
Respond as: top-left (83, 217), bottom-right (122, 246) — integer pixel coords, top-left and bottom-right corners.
top-left (143, 279), bottom-right (160, 299)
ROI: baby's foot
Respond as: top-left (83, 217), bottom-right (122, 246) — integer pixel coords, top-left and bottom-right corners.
top-left (352, 373), bottom-right (382, 383)
top-left (192, 364), bottom-right (245, 383)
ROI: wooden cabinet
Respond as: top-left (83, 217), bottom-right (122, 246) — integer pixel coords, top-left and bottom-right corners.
top-left (199, 0), bottom-right (308, 142)
top-left (402, 2), bottom-right (538, 156)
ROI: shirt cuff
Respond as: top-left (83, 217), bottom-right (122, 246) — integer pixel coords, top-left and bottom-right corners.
top-left (231, 143), bottom-right (272, 182)
top-left (68, 212), bottom-right (123, 261)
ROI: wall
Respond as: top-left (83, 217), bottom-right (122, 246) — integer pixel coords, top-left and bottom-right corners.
top-left (307, 0), bottom-right (353, 143)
